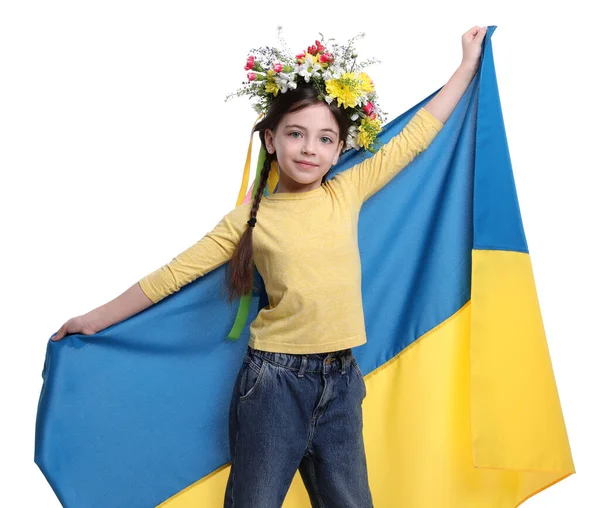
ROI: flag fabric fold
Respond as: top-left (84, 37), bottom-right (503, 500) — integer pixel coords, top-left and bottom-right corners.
top-left (35, 25), bottom-right (574, 507)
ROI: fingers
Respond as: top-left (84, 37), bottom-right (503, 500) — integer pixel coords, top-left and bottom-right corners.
top-left (52, 324), bottom-right (65, 341)
top-left (464, 26), bottom-right (486, 38)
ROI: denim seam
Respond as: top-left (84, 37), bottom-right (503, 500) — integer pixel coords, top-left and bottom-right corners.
top-left (351, 362), bottom-right (367, 400)
top-left (306, 454), bottom-right (326, 508)
top-left (247, 359), bottom-right (261, 375)
top-left (230, 400), bottom-right (241, 507)
top-left (351, 358), bottom-right (363, 378)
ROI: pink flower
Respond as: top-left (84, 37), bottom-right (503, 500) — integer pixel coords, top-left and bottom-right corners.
top-left (369, 112), bottom-right (377, 120)
top-left (296, 52), bottom-right (306, 63)
top-left (244, 55), bottom-right (255, 71)
top-left (307, 44), bottom-right (317, 55)
top-left (364, 102), bottom-right (374, 115)
top-left (273, 62), bottom-right (283, 73)
top-left (319, 52), bottom-right (333, 63)
top-left (247, 72), bottom-right (256, 81)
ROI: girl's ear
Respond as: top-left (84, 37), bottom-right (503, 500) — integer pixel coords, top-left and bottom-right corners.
top-left (265, 128), bottom-right (274, 154)
top-left (333, 140), bottom-right (344, 165)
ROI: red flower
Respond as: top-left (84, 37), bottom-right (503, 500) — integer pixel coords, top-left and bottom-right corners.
top-left (369, 112), bottom-right (377, 120)
top-left (296, 52), bottom-right (306, 62)
top-left (273, 62), bottom-right (283, 73)
top-left (364, 102), bottom-right (374, 115)
top-left (244, 55), bottom-right (255, 71)
top-left (307, 44), bottom-right (318, 55)
top-left (247, 72), bottom-right (256, 81)
top-left (316, 40), bottom-right (325, 53)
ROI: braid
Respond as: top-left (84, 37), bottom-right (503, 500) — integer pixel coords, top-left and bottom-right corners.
top-left (224, 152), bottom-right (274, 303)
top-left (249, 154), bottom-right (272, 226)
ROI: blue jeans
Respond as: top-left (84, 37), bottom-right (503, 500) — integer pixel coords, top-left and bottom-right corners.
top-left (224, 345), bottom-right (373, 508)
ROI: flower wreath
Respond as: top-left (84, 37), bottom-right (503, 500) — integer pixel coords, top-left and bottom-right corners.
top-left (225, 26), bottom-right (388, 154)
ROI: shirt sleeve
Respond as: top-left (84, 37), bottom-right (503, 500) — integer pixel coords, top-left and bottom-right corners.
top-left (138, 203), bottom-right (250, 304)
top-left (333, 107), bottom-right (444, 203)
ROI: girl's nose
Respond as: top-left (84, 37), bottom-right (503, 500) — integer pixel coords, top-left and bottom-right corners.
top-left (302, 143), bottom-right (316, 155)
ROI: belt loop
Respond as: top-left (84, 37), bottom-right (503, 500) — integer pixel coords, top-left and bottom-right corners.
top-left (298, 356), bottom-right (308, 377)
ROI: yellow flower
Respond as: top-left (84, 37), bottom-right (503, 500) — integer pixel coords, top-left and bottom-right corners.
top-left (357, 116), bottom-right (382, 149)
top-left (357, 72), bottom-right (374, 93)
top-left (325, 72), bottom-right (362, 108)
top-left (265, 80), bottom-right (280, 96)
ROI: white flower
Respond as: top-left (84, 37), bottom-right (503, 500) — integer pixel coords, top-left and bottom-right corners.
top-left (279, 71), bottom-right (296, 81)
top-left (297, 66), bottom-right (312, 82)
top-left (274, 76), bottom-right (291, 93)
top-left (350, 112), bottom-right (359, 121)
top-left (356, 95), bottom-right (368, 107)
top-left (298, 53), bottom-right (323, 82)
top-left (306, 53), bottom-right (324, 70)
top-left (273, 71), bottom-right (298, 93)
top-left (324, 95), bottom-right (334, 105)
top-left (322, 64), bottom-right (343, 80)
top-left (346, 135), bottom-right (359, 150)
top-left (346, 125), bottom-right (360, 150)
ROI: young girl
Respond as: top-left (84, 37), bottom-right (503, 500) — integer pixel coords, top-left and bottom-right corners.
top-left (52, 26), bottom-right (487, 508)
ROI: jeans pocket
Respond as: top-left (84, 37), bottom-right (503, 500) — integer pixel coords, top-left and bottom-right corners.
top-left (239, 355), bottom-right (267, 401)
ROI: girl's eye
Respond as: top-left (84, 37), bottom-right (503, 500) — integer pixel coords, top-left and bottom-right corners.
top-left (289, 132), bottom-right (332, 144)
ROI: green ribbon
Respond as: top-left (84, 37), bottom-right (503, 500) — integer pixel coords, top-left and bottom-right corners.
top-left (226, 146), bottom-right (268, 340)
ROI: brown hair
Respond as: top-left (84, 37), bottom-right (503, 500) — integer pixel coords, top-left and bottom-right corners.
top-left (224, 82), bottom-right (350, 302)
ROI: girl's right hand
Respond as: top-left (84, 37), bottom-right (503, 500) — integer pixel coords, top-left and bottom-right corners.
top-left (52, 315), bottom-right (99, 342)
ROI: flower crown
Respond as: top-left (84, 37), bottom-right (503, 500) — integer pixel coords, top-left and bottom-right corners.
top-left (225, 27), bottom-right (388, 154)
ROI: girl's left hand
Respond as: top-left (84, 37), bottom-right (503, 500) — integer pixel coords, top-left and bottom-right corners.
top-left (461, 26), bottom-right (487, 71)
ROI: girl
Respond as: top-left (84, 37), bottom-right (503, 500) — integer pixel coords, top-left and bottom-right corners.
top-left (52, 26), bottom-right (487, 508)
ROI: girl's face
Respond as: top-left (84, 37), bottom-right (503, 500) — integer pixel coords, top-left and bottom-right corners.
top-left (265, 103), bottom-right (344, 193)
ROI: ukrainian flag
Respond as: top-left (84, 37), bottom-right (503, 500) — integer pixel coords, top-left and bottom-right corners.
top-left (35, 25), bottom-right (574, 507)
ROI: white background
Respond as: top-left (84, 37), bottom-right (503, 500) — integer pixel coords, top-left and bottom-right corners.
top-left (1, 1), bottom-right (598, 506)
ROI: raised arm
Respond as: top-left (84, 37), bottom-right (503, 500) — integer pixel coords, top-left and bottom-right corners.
top-left (330, 26), bottom-right (486, 203)
top-left (331, 107), bottom-right (444, 203)
top-left (425, 26), bottom-right (486, 124)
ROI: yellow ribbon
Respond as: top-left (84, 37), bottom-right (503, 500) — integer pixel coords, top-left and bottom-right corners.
top-left (235, 113), bottom-right (264, 206)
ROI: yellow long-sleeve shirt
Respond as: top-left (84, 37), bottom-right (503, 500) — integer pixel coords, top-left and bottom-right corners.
top-left (138, 107), bottom-right (444, 353)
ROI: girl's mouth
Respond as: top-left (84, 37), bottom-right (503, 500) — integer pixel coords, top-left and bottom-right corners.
top-left (296, 161), bottom-right (318, 169)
